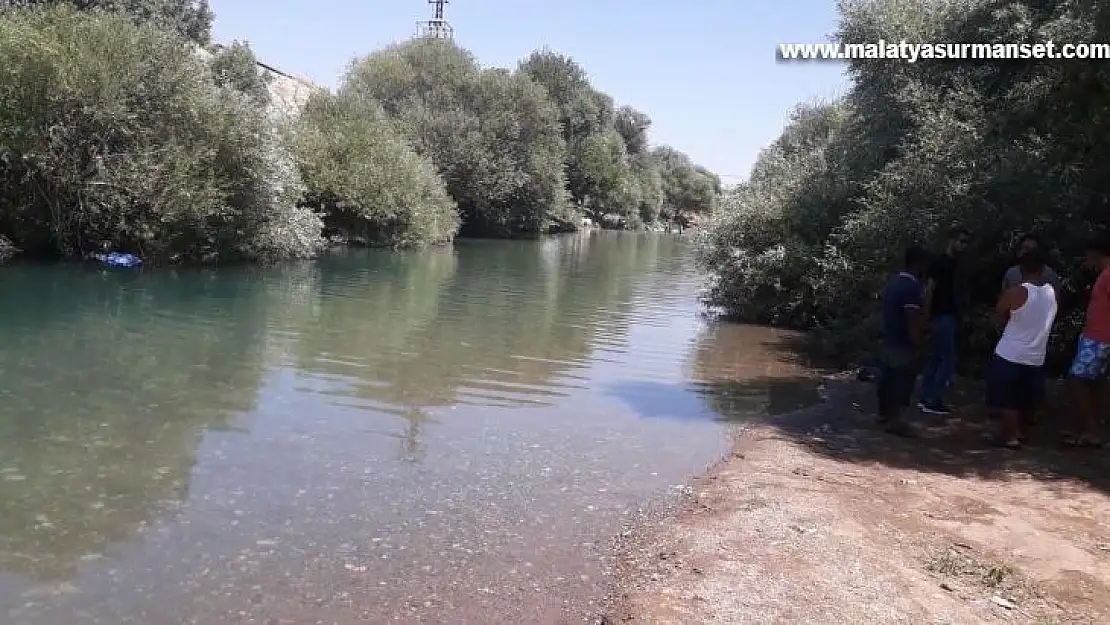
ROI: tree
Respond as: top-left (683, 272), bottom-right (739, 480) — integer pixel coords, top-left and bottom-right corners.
top-left (341, 39), bottom-right (570, 237)
top-left (209, 40), bottom-right (270, 106)
top-left (0, 6), bottom-right (320, 263)
top-left (614, 105), bottom-right (651, 156)
top-left (698, 0), bottom-right (1110, 371)
top-left (292, 89), bottom-right (459, 248)
top-left (0, 0), bottom-right (214, 43)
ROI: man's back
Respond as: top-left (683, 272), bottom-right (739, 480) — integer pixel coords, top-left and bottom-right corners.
top-left (928, 253), bottom-right (959, 318)
top-left (996, 282), bottom-right (1057, 367)
top-left (883, 272), bottom-right (923, 349)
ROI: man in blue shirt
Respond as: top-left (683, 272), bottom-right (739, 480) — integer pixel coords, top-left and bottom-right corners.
top-left (878, 245), bottom-right (931, 436)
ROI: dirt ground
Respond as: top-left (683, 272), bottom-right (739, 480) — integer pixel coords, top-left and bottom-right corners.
top-left (601, 375), bottom-right (1110, 625)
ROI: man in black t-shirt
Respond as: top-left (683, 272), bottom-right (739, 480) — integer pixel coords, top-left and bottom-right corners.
top-left (919, 225), bottom-right (971, 415)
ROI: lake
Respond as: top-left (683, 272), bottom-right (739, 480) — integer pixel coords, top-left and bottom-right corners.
top-left (0, 232), bottom-right (816, 624)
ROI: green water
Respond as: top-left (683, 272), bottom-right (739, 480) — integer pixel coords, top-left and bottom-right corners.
top-left (0, 232), bottom-right (813, 624)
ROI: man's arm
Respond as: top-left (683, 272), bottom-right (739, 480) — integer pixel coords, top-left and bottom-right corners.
top-left (905, 281), bottom-right (926, 347)
top-left (905, 303), bottom-right (925, 347)
top-left (923, 277), bottom-right (935, 321)
top-left (1048, 267), bottom-right (1063, 306)
top-left (1000, 266), bottom-right (1016, 295)
top-left (993, 286), bottom-right (1021, 328)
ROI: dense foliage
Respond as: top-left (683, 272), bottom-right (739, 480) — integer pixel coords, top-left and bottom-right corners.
top-left (0, 7), bottom-right (321, 263)
top-left (697, 0), bottom-right (1110, 373)
top-left (209, 40), bottom-right (271, 106)
top-left (291, 89), bottom-right (459, 247)
top-left (0, 4), bottom-right (718, 264)
top-left (0, 0), bottom-right (213, 42)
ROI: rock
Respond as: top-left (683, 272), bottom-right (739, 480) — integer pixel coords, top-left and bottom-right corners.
top-left (990, 596), bottom-right (1017, 610)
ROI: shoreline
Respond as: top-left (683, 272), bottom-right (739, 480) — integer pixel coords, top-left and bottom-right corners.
top-left (599, 374), bottom-right (1110, 624)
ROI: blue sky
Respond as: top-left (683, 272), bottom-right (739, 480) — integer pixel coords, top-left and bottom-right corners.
top-left (211, 0), bottom-right (848, 183)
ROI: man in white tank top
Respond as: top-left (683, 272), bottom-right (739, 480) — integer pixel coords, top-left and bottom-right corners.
top-left (987, 249), bottom-right (1058, 448)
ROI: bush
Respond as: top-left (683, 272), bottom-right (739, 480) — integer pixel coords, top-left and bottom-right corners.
top-left (0, 7), bottom-right (322, 264)
top-left (342, 39), bottom-right (572, 237)
top-left (698, 0), bottom-right (1110, 374)
top-left (209, 40), bottom-right (271, 106)
top-left (0, 0), bottom-right (214, 43)
top-left (292, 89), bottom-right (459, 247)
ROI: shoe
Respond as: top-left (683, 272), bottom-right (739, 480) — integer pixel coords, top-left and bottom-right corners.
top-left (918, 402), bottom-right (952, 415)
top-left (884, 420), bottom-right (917, 438)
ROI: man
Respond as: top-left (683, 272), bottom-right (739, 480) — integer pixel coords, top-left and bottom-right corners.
top-left (1001, 233), bottom-right (1062, 295)
top-left (878, 245), bottom-right (931, 437)
top-left (987, 249), bottom-right (1057, 449)
top-left (1000, 233), bottom-right (1062, 430)
top-left (1064, 235), bottom-right (1110, 447)
top-left (918, 225), bottom-right (971, 415)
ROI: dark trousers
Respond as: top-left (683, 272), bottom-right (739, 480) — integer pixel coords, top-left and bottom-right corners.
top-left (878, 346), bottom-right (918, 416)
top-left (920, 314), bottom-right (957, 405)
top-left (985, 353), bottom-right (1044, 413)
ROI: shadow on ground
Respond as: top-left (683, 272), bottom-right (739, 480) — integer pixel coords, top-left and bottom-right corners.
top-left (718, 371), bottom-right (1110, 496)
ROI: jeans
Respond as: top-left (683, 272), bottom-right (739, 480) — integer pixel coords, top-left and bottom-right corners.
top-left (878, 346), bottom-right (919, 415)
top-left (920, 314), bottom-right (957, 406)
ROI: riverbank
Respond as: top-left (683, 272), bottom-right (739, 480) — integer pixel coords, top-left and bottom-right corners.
top-left (602, 375), bottom-right (1110, 624)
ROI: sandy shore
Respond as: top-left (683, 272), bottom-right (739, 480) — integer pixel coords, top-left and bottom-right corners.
top-left (601, 375), bottom-right (1110, 624)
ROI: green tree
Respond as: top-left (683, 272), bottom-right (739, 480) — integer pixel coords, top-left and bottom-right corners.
top-left (0, 0), bottom-right (214, 43)
top-left (292, 89), bottom-right (459, 247)
top-left (209, 40), bottom-right (271, 106)
top-left (519, 49), bottom-right (634, 222)
top-left (614, 105), bottom-right (651, 156)
top-left (698, 0), bottom-right (1110, 371)
top-left (0, 6), bottom-right (321, 263)
top-left (343, 39), bottom-right (570, 237)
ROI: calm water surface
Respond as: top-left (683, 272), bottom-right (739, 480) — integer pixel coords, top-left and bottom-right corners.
top-left (0, 232), bottom-right (815, 624)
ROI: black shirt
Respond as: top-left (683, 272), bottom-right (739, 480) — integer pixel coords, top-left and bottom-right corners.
top-left (928, 253), bottom-right (960, 318)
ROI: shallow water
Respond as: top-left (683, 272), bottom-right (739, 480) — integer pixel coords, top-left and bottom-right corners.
top-left (0, 232), bottom-right (816, 624)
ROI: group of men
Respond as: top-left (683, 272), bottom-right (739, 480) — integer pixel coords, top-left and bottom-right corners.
top-left (878, 226), bottom-right (1110, 447)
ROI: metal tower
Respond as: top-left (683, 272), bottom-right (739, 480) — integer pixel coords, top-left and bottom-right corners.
top-left (417, 0), bottom-right (453, 39)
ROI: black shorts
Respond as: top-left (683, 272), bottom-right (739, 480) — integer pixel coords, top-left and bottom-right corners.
top-left (985, 353), bottom-right (1044, 412)
top-left (878, 347), bottom-right (918, 412)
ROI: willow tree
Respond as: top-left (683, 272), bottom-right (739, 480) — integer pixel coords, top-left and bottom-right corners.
top-left (342, 39), bottom-right (571, 237)
top-left (699, 0), bottom-right (1110, 370)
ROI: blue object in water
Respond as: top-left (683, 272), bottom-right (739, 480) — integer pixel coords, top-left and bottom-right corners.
top-left (94, 252), bottom-right (142, 268)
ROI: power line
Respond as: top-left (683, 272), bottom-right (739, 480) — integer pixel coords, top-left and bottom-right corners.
top-left (417, 0), bottom-right (453, 39)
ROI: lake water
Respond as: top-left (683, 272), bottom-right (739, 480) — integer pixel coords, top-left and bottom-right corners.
top-left (0, 232), bottom-right (816, 624)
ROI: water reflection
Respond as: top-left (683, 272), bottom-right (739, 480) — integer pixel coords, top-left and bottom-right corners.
top-left (291, 233), bottom-right (673, 414)
top-left (0, 265), bottom-right (276, 581)
top-left (689, 323), bottom-right (823, 420)
top-left (605, 323), bottom-right (822, 423)
top-left (0, 233), bottom-right (800, 624)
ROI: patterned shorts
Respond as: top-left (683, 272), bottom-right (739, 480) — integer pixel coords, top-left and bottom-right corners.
top-left (1068, 335), bottom-right (1110, 381)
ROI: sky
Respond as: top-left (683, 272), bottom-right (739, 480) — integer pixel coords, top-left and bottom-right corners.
top-left (211, 0), bottom-right (849, 184)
